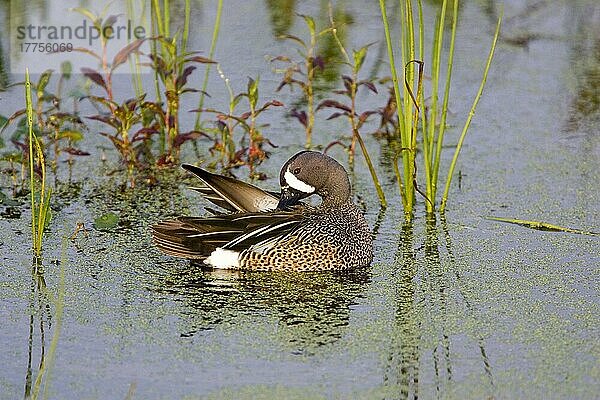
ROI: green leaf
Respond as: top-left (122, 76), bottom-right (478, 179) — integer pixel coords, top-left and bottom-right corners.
top-left (57, 130), bottom-right (84, 142)
top-left (70, 7), bottom-right (97, 23)
top-left (353, 46), bottom-right (368, 72)
top-left (247, 77), bottom-right (259, 110)
top-left (60, 61), bottom-right (72, 79)
top-left (486, 216), bottom-right (599, 236)
top-left (300, 14), bottom-right (316, 37)
top-left (317, 27), bottom-right (333, 37)
top-left (37, 69), bottom-right (53, 96)
top-left (278, 34), bottom-right (306, 49)
top-left (93, 212), bottom-right (120, 231)
top-left (231, 93), bottom-right (244, 109)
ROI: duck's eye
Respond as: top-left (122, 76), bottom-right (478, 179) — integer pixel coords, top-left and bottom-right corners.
top-left (293, 167), bottom-right (301, 174)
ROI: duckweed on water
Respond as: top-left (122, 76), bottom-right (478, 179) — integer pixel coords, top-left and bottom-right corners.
top-left (0, 1), bottom-right (598, 398)
top-left (92, 212), bottom-right (120, 231)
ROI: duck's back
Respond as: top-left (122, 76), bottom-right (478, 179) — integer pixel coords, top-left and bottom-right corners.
top-left (239, 201), bottom-right (373, 271)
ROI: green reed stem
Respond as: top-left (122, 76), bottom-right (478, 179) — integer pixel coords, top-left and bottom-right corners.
top-left (379, 0), bottom-right (404, 134)
top-left (392, 150), bottom-right (407, 210)
top-left (355, 129), bottom-right (387, 207)
top-left (430, 0), bottom-right (457, 213)
top-left (427, 3), bottom-right (441, 165)
top-left (400, 0), bottom-right (416, 215)
top-left (379, 0), bottom-right (410, 209)
top-left (163, 0), bottom-right (170, 38)
top-left (195, 0), bottom-right (223, 130)
top-left (330, 9), bottom-right (387, 207)
top-left (151, 0), bottom-right (164, 37)
top-left (182, 0), bottom-right (190, 54)
top-left (151, 0), bottom-right (164, 154)
top-left (417, 0), bottom-right (424, 72)
top-left (126, 0), bottom-right (145, 97)
top-left (26, 69), bottom-right (36, 255)
top-left (440, 11), bottom-right (502, 213)
top-left (26, 69), bottom-right (51, 258)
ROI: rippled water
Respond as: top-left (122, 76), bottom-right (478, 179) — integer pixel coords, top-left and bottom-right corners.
top-left (1, 0), bottom-right (599, 399)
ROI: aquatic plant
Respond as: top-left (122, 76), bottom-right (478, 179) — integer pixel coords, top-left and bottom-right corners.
top-left (316, 10), bottom-right (386, 207)
top-left (25, 69), bottom-right (52, 260)
top-left (272, 14), bottom-right (327, 148)
top-left (193, 74), bottom-right (283, 177)
top-left (143, 36), bottom-right (216, 164)
top-left (194, 0), bottom-right (223, 131)
top-left (72, 4), bottom-right (216, 173)
top-left (378, 0), bottom-right (501, 217)
top-left (71, 7), bottom-right (145, 106)
top-left (486, 216), bottom-right (599, 236)
top-left (70, 8), bottom-right (153, 180)
top-left (85, 93), bottom-right (149, 185)
top-left (439, 13), bottom-right (501, 212)
top-left (0, 67), bottom-right (87, 189)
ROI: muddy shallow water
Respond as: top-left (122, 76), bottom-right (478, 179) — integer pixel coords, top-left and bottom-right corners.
top-left (1, 0), bottom-right (599, 399)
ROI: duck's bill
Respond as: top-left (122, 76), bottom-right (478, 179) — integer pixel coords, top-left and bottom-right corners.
top-left (277, 187), bottom-right (304, 209)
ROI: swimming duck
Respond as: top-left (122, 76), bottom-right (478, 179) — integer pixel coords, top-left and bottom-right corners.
top-left (152, 151), bottom-right (373, 271)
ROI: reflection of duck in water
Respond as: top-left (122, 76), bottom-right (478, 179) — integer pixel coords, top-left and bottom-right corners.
top-left (153, 151), bottom-right (373, 271)
top-left (152, 264), bottom-right (371, 354)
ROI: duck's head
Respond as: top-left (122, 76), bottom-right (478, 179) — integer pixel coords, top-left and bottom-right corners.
top-left (278, 151), bottom-right (351, 209)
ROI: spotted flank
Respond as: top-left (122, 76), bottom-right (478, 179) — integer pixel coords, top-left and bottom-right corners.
top-left (152, 151), bottom-right (374, 271)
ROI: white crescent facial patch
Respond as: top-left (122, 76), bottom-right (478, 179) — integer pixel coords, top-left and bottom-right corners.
top-left (284, 169), bottom-right (315, 193)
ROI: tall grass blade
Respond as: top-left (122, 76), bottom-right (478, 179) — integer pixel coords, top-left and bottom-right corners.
top-left (181, 0), bottom-right (191, 56)
top-left (151, 0), bottom-right (164, 155)
top-left (195, 0), bottom-right (223, 130)
top-left (355, 129), bottom-right (387, 207)
top-left (428, 0), bottom-right (447, 164)
top-left (126, 0), bottom-right (146, 97)
top-left (26, 69), bottom-right (51, 259)
top-left (379, 0), bottom-right (409, 208)
top-left (431, 0), bottom-right (457, 210)
top-left (440, 11), bottom-right (502, 213)
top-left (400, 0), bottom-right (416, 214)
top-left (26, 69), bottom-right (37, 256)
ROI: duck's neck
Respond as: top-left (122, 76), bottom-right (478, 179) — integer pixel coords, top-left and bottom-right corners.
top-left (318, 177), bottom-right (351, 208)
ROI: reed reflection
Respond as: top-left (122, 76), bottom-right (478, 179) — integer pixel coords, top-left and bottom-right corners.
top-left (383, 215), bottom-right (494, 399)
top-left (24, 262), bottom-right (50, 400)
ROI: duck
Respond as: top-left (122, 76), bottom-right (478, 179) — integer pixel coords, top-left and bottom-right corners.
top-left (152, 151), bottom-right (373, 271)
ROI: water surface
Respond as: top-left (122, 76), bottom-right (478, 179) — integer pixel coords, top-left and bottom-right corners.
top-left (1, 1), bottom-right (599, 399)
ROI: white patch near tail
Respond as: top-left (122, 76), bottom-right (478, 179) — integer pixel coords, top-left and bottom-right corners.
top-left (284, 169), bottom-right (315, 193)
top-left (204, 248), bottom-right (240, 269)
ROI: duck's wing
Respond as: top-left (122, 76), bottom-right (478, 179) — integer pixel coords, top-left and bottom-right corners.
top-left (152, 209), bottom-right (304, 260)
top-left (221, 211), bottom-right (305, 251)
top-left (182, 164), bottom-right (279, 213)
